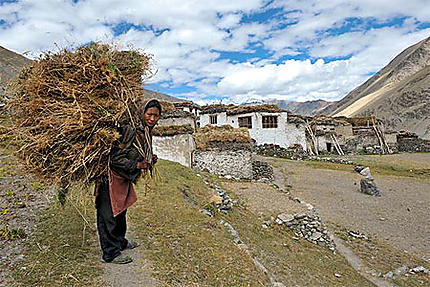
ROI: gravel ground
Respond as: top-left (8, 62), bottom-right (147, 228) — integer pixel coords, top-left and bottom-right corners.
top-left (263, 156), bottom-right (430, 259)
top-left (0, 154), bottom-right (55, 285)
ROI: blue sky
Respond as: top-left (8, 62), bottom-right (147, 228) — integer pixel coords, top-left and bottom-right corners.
top-left (0, 0), bottom-right (429, 104)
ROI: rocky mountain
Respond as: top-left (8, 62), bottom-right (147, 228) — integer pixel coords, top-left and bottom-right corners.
top-left (321, 36), bottom-right (430, 139)
top-left (0, 46), bottom-right (30, 98)
top-left (267, 99), bottom-right (333, 116)
top-left (142, 88), bottom-right (185, 103)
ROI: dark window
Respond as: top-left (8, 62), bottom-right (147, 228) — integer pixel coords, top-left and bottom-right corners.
top-left (262, 116), bottom-right (278, 128)
top-left (210, 115), bottom-right (217, 125)
top-left (238, 116), bottom-right (252, 129)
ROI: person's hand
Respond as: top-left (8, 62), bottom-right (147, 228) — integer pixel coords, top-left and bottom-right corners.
top-left (137, 160), bottom-right (149, 169)
top-left (152, 154), bottom-right (158, 165)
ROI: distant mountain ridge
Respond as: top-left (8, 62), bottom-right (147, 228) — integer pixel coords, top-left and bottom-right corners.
top-left (266, 99), bottom-right (333, 116)
top-left (321, 36), bottom-right (430, 139)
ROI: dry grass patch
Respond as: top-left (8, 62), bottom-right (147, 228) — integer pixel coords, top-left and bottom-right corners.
top-left (332, 224), bottom-right (430, 287)
top-left (130, 160), bottom-right (270, 286)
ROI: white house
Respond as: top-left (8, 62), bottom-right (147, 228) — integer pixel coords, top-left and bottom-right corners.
top-left (199, 104), bottom-right (307, 149)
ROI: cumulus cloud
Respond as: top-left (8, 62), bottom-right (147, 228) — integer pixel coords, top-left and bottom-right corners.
top-left (0, 0), bottom-right (429, 103)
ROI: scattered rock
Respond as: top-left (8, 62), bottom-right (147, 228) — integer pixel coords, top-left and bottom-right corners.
top-left (410, 266), bottom-right (429, 274)
top-left (353, 165), bottom-right (366, 173)
top-left (201, 209), bottom-right (213, 217)
top-left (210, 195), bottom-right (223, 205)
top-left (310, 156), bottom-right (356, 165)
top-left (277, 213), bottom-right (295, 223)
top-left (275, 212), bottom-right (335, 249)
top-left (205, 185), bottom-right (234, 215)
top-left (384, 271), bottom-right (394, 278)
top-left (348, 230), bottom-right (368, 240)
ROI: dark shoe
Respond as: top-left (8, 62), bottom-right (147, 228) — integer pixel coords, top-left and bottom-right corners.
top-left (102, 253), bottom-right (133, 264)
top-left (125, 240), bottom-right (140, 250)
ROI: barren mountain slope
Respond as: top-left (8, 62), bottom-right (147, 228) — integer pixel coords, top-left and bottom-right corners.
top-left (320, 37), bottom-right (430, 138)
top-left (0, 46), bottom-right (30, 97)
top-left (267, 99), bottom-right (332, 115)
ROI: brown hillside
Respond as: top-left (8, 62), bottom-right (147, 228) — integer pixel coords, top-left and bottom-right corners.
top-left (321, 36), bottom-right (430, 139)
top-left (0, 46), bottom-right (30, 97)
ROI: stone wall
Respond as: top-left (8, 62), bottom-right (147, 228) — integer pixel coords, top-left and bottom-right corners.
top-left (158, 117), bottom-right (196, 130)
top-left (397, 137), bottom-right (430, 152)
top-left (193, 149), bottom-right (253, 179)
top-left (153, 134), bottom-right (195, 168)
top-left (343, 134), bottom-right (380, 154)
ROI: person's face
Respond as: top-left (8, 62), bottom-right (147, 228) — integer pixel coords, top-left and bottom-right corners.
top-left (143, 106), bottom-right (160, 127)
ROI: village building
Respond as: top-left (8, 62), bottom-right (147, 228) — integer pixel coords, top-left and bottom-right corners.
top-left (152, 104), bottom-right (197, 168)
top-left (198, 104), bottom-right (307, 149)
top-left (173, 100), bottom-right (201, 118)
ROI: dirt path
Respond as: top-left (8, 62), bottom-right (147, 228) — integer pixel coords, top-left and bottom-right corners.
top-left (265, 158), bottom-right (430, 259)
top-left (268, 161), bottom-right (399, 287)
top-left (103, 228), bottom-right (158, 286)
top-left (333, 237), bottom-right (397, 287)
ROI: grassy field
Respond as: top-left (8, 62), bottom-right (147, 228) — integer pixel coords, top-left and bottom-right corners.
top-left (4, 159), bottom-right (378, 286)
top-left (9, 189), bottom-right (103, 287)
top-left (5, 105), bottom-right (427, 286)
top-left (332, 223), bottom-right (430, 287)
top-left (306, 153), bottom-right (430, 179)
top-left (129, 160), bottom-right (374, 286)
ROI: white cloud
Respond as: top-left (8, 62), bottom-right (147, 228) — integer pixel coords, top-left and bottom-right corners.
top-left (216, 58), bottom-right (365, 103)
top-left (0, 0), bottom-right (429, 103)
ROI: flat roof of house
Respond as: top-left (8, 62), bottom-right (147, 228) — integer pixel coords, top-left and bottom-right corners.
top-left (200, 104), bottom-right (287, 115)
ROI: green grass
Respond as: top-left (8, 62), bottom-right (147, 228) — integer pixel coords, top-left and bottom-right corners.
top-left (304, 154), bottom-right (430, 179)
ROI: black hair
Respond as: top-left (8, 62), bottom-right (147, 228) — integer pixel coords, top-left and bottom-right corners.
top-left (144, 99), bottom-right (162, 115)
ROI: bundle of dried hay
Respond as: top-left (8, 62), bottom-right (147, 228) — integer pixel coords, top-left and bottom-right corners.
top-left (193, 125), bottom-right (252, 150)
top-left (6, 43), bottom-right (153, 185)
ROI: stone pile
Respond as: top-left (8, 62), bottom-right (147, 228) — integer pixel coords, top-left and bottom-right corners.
top-left (354, 166), bottom-right (380, 196)
top-left (256, 144), bottom-right (309, 160)
top-left (310, 156), bottom-right (356, 165)
top-left (205, 185), bottom-right (233, 216)
top-left (275, 212), bottom-right (335, 250)
top-left (252, 160), bottom-right (274, 181)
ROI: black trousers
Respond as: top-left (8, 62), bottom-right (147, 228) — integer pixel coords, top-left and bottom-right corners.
top-left (96, 182), bottom-right (129, 262)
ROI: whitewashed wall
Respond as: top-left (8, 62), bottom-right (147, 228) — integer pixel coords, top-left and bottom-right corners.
top-left (199, 112), bottom-right (228, 127)
top-left (153, 134), bottom-right (195, 168)
top-left (285, 122), bottom-right (307, 149)
top-left (200, 111), bottom-right (306, 149)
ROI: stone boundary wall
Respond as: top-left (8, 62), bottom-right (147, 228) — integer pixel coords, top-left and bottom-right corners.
top-left (193, 149), bottom-right (253, 179)
top-left (397, 137), bottom-right (430, 152)
top-left (153, 134), bottom-right (195, 168)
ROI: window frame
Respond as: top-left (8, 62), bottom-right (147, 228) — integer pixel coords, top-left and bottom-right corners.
top-left (262, 115), bottom-right (278, 129)
top-left (209, 114), bottom-right (217, 125)
top-left (238, 116), bottom-right (252, 129)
